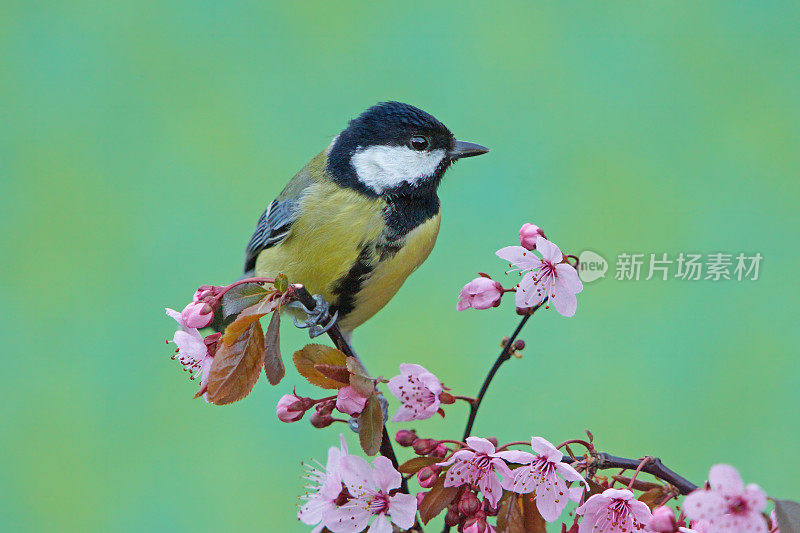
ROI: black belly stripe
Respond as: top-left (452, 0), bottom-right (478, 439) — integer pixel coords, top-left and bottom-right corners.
top-left (330, 247), bottom-right (376, 318)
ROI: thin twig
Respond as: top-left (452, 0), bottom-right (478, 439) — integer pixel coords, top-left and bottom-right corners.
top-left (462, 303), bottom-right (543, 440)
top-left (563, 453), bottom-right (698, 495)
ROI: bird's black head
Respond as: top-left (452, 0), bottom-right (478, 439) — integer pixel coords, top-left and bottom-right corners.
top-left (328, 102), bottom-right (488, 197)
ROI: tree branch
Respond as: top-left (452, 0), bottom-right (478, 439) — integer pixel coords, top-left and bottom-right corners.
top-left (564, 453), bottom-right (698, 495)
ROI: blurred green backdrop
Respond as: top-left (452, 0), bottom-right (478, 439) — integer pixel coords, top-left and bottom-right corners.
top-left (2, 2), bottom-right (798, 531)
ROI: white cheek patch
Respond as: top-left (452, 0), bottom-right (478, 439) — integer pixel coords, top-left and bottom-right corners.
top-left (350, 145), bottom-right (446, 193)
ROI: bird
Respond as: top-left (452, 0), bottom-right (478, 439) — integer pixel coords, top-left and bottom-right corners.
top-left (240, 101), bottom-right (488, 337)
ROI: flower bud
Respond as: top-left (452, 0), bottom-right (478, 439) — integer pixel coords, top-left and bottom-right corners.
top-left (512, 339), bottom-right (525, 351)
top-left (457, 277), bottom-right (504, 311)
top-left (647, 506), bottom-right (678, 532)
top-left (276, 394), bottom-right (306, 423)
top-left (444, 507), bottom-right (461, 527)
top-left (519, 223), bottom-right (545, 250)
top-left (309, 410), bottom-right (334, 428)
top-left (315, 399), bottom-right (335, 416)
top-left (181, 301), bottom-right (213, 329)
top-left (412, 438), bottom-right (439, 456)
top-left (429, 443), bottom-right (448, 458)
top-left (417, 466), bottom-right (438, 488)
top-left (395, 429), bottom-right (418, 447)
top-left (457, 491), bottom-right (482, 517)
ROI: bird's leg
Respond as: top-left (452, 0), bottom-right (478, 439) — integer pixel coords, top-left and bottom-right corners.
top-left (287, 294), bottom-right (339, 338)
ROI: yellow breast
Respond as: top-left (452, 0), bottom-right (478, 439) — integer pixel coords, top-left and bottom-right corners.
top-left (253, 181), bottom-right (440, 332)
top-left (338, 214), bottom-right (440, 332)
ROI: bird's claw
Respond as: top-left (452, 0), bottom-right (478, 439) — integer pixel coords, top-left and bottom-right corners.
top-left (288, 295), bottom-right (339, 338)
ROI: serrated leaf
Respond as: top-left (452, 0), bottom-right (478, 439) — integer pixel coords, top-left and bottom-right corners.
top-left (398, 456), bottom-right (439, 475)
top-left (638, 487), bottom-right (667, 510)
top-left (357, 394), bottom-right (383, 456)
top-left (220, 283), bottom-right (270, 318)
top-left (206, 321), bottom-right (265, 405)
top-left (345, 356), bottom-right (370, 377)
top-left (313, 364), bottom-right (350, 386)
top-left (775, 499), bottom-right (800, 533)
top-left (419, 475), bottom-right (459, 524)
top-left (292, 344), bottom-right (348, 389)
top-left (263, 310), bottom-right (283, 385)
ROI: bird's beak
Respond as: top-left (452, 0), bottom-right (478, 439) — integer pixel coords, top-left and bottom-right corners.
top-left (449, 140), bottom-right (489, 160)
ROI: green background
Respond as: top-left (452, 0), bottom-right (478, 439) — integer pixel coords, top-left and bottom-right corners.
top-left (2, 2), bottom-right (798, 531)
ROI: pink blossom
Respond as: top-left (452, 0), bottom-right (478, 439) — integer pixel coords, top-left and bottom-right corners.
top-left (437, 437), bottom-right (514, 507)
top-left (575, 488), bottom-right (652, 533)
top-left (683, 464), bottom-right (768, 533)
top-left (276, 394), bottom-right (306, 423)
top-left (328, 455), bottom-right (416, 533)
top-left (496, 238), bottom-right (583, 317)
top-left (335, 386), bottom-right (368, 416)
top-left (166, 308), bottom-right (219, 400)
top-left (181, 301), bottom-right (213, 328)
top-left (387, 363), bottom-right (443, 422)
top-left (519, 223), bottom-right (545, 250)
top-left (506, 437), bottom-right (586, 521)
top-left (457, 277), bottom-right (504, 311)
top-left (299, 435), bottom-right (350, 533)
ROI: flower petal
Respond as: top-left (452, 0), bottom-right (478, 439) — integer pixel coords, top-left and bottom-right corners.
top-left (511, 465), bottom-right (537, 494)
top-left (530, 437), bottom-right (560, 460)
top-left (555, 462), bottom-right (587, 485)
top-left (478, 469), bottom-right (503, 507)
top-left (329, 503), bottom-right (372, 533)
top-left (493, 450), bottom-right (535, 464)
top-left (708, 464), bottom-right (744, 494)
top-left (496, 246), bottom-right (542, 270)
top-left (367, 514), bottom-right (392, 533)
top-left (534, 473), bottom-right (568, 522)
top-left (683, 489), bottom-right (726, 522)
top-left (743, 483), bottom-right (767, 513)
top-left (372, 456), bottom-right (401, 493)
top-left (466, 437), bottom-right (496, 454)
top-left (339, 455), bottom-right (377, 496)
top-left (535, 238), bottom-right (563, 264)
top-left (388, 493), bottom-right (417, 529)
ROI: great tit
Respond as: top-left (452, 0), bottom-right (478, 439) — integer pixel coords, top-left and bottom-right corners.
top-left (242, 101), bottom-right (488, 335)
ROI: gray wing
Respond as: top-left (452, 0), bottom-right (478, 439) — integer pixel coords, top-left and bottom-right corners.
top-left (243, 197), bottom-right (299, 273)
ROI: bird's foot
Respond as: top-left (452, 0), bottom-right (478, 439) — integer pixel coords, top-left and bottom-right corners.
top-left (288, 294), bottom-right (338, 338)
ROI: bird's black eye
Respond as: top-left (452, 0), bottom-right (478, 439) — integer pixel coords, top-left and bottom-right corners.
top-left (409, 135), bottom-right (430, 151)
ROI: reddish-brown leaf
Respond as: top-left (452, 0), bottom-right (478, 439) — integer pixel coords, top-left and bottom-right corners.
top-left (496, 493), bottom-right (524, 532)
top-left (357, 394), bottom-right (383, 456)
top-left (638, 487), bottom-right (667, 510)
top-left (263, 311), bottom-right (284, 385)
top-left (397, 456), bottom-right (440, 475)
top-left (521, 493), bottom-right (547, 533)
top-left (206, 321), bottom-right (265, 405)
top-left (292, 344), bottom-right (348, 389)
top-left (313, 364), bottom-right (350, 386)
top-left (222, 312), bottom-right (264, 345)
top-left (418, 476), bottom-right (459, 524)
